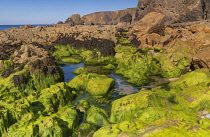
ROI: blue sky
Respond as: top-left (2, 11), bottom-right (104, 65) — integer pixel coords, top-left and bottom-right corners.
top-left (0, 0), bottom-right (138, 25)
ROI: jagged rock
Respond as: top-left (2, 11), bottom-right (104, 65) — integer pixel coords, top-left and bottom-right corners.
top-left (57, 21), bottom-right (63, 24)
top-left (193, 46), bottom-right (210, 69)
top-left (65, 14), bottom-right (83, 25)
top-left (12, 44), bottom-right (61, 75)
top-left (130, 12), bottom-right (165, 37)
top-left (81, 8), bottom-right (137, 25)
top-left (137, 0), bottom-right (210, 24)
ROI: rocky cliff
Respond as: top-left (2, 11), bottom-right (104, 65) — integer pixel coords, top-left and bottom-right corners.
top-left (81, 8), bottom-right (137, 25)
top-left (137, 0), bottom-right (210, 24)
top-left (62, 0), bottom-right (210, 25)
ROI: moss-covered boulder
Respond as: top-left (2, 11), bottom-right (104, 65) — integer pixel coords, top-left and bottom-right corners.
top-left (110, 90), bottom-right (165, 123)
top-left (73, 67), bottom-right (89, 75)
top-left (38, 82), bottom-right (76, 114)
top-left (86, 105), bottom-right (110, 127)
top-left (68, 73), bottom-right (114, 96)
top-left (169, 68), bottom-right (210, 90)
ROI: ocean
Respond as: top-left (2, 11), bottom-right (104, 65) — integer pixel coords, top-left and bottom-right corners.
top-left (0, 24), bottom-right (50, 30)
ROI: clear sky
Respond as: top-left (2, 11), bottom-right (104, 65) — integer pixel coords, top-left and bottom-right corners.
top-left (0, 0), bottom-right (138, 25)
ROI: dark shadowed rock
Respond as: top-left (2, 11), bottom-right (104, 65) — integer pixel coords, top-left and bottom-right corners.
top-left (57, 21), bottom-right (64, 24)
top-left (13, 75), bottom-right (27, 87)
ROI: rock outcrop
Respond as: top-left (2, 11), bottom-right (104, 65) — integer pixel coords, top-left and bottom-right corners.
top-left (0, 25), bottom-right (118, 60)
top-left (61, 0), bottom-right (210, 25)
top-left (137, 0), bottom-right (210, 24)
top-left (65, 8), bottom-right (137, 25)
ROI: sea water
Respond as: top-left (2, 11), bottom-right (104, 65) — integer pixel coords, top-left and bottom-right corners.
top-left (0, 24), bottom-right (50, 30)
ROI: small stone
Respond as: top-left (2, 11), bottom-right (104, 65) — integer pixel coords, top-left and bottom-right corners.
top-left (202, 110), bottom-right (209, 115)
top-left (205, 114), bottom-right (210, 119)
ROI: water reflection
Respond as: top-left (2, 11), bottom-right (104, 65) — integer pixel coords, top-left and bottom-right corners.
top-left (60, 63), bottom-right (140, 95)
top-left (109, 74), bottom-right (140, 95)
top-left (60, 63), bottom-right (84, 82)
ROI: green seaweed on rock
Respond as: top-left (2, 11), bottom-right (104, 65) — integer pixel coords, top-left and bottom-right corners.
top-left (115, 46), bottom-right (159, 86)
top-left (38, 82), bottom-right (76, 114)
top-left (73, 67), bottom-right (89, 75)
top-left (86, 105), bottom-right (110, 127)
top-left (6, 106), bottom-right (79, 137)
top-left (68, 73), bottom-right (114, 96)
top-left (80, 50), bottom-right (115, 65)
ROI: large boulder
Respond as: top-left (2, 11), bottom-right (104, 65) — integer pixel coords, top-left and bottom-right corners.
top-left (65, 14), bottom-right (83, 25)
top-left (110, 90), bottom-right (165, 123)
top-left (131, 12), bottom-right (165, 37)
top-left (193, 46), bottom-right (210, 69)
top-left (67, 73), bottom-right (114, 96)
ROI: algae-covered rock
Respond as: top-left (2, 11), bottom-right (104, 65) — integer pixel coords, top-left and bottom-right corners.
top-left (86, 105), bottom-right (110, 127)
top-left (94, 113), bottom-right (210, 137)
top-left (0, 60), bottom-right (13, 73)
top-left (110, 90), bottom-right (165, 123)
top-left (115, 46), bottom-right (158, 86)
top-left (39, 82), bottom-right (76, 114)
top-left (173, 86), bottom-right (210, 110)
top-left (73, 67), bottom-right (88, 75)
top-left (158, 40), bottom-right (192, 78)
top-left (68, 73), bottom-right (114, 96)
top-left (169, 68), bottom-right (210, 90)
top-left (93, 120), bottom-right (146, 137)
top-left (61, 57), bottom-right (82, 64)
top-left (80, 50), bottom-right (115, 65)
top-left (103, 64), bottom-right (115, 70)
top-left (76, 123), bottom-right (96, 137)
top-left (6, 106), bottom-right (78, 137)
top-left (76, 99), bottom-right (90, 112)
top-left (86, 78), bottom-right (114, 96)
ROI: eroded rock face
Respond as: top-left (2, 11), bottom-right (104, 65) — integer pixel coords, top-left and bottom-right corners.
top-left (13, 44), bottom-right (61, 75)
top-left (81, 8), bottom-right (137, 25)
top-left (137, 0), bottom-right (210, 24)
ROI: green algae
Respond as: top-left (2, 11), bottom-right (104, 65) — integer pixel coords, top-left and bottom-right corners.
top-left (5, 106), bottom-right (78, 137)
top-left (169, 68), bottom-right (210, 90)
top-left (117, 38), bottom-right (131, 44)
top-left (0, 60), bottom-right (13, 74)
top-left (38, 82), bottom-right (76, 114)
top-left (115, 46), bottom-right (159, 86)
top-left (172, 86), bottom-right (210, 110)
top-left (73, 67), bottom-right (89, 75)
top-left (68, 73), bottom-right (114, 96)
top-left (76, 123), bottom-right (96, 137)
top-left (80, 50), bottom-right (115, 65)
top-left (110, 90), bottom-right (153, 123)
top-left (86, 105), bottom-right (110, 127)
top-left (158, 40), bottom-right (192, 78)
top-left (61, 57), bottom-right (82, 64)
top-left (103, 64), bottom-right (115, 70)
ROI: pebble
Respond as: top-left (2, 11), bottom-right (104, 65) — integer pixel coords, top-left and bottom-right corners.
top-left (205, 114), bottom-right (210, 119)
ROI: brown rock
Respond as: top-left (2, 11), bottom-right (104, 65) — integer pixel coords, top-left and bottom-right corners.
top-left (193, 46), bottom-right (210, 69)
top-left (131, 12), bottom-right (165, 37)
top-left (137, 0), bottom-right (209, 24)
